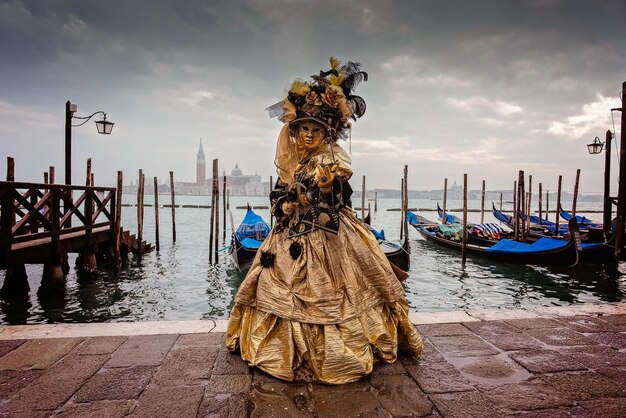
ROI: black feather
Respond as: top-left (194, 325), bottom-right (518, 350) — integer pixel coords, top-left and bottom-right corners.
top-left (339, 61), bottom-right (368, 95)
top-left (289, 241), bottom-right (303, 259)
top-left (260, 251), bottom-right (275, 267)
top-left (348, 96), bottom-right (367, 119)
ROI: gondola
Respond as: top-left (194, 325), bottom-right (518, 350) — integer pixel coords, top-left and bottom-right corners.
top-left (409, 211), bottom-right (580, 267)
top-left (362, 215), bottom-right (410, 272)
top-left (436, 202), bottom-right (510, 246)
top-left (558, 204), bottom-right (601, 228)
top-left (492, 202), bottom-right (567, 237)
top-left (229, 206), bottom-right (270, 271)
top-left (492, 203), bottom-right (615, 264)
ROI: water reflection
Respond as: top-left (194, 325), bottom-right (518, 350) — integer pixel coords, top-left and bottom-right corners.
top-left (0, 196), bottom-right (624, 324)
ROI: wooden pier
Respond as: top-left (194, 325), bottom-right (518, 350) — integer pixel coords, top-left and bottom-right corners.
top-left (0, 181), bottom-right (150, 298)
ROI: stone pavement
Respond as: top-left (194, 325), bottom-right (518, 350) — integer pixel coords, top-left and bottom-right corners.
top-left (0, 304), bottom-right (625, 417)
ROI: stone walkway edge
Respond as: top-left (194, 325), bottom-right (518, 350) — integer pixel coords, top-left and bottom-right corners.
top-left (1, 303), bottom-right (625, 340)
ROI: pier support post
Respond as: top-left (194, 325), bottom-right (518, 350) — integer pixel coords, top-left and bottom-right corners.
top-left (1, 157), bottom-right (29, 299)
top-left (0, 264), bottom-right (29, 300)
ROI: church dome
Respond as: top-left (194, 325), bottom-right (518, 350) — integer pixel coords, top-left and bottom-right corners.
top-left (231, 164), bottom-right (242, 177)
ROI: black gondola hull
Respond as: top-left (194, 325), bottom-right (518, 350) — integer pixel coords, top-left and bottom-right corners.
top-left (229, 235), bottom-right (258, 272)
top-left (411, 216), bottom-right (579, 267)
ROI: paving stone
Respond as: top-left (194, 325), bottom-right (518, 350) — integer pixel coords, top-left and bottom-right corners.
top-left (429, 390), bottom-right (504, 418)
top-left (0, 369), bottom-right (44, 399)
top-left (596, 366), bottom-right (626, 386)
top-left (400, 340), bottom-right (446, 365)
top-left (0, 338), bottom-right (82, 370)
top-left (505, 318), bottom-right (563, 330)
top-left (416, 323), bottom-right (473, 337)
top-left (510, 349), bottom-right (588, 374)
top-left (584, 331), bottom-right (626, 349)
top-left (198, 393), bottom-right (249, 418)
top-left (371, 359), bottom-right (407, 375)
top-left (370, 374), bottom-right (433, 417)
top-left (129, 385), bottom-right (204, 418)
top-left (461, 321), bottom-right (546, 351)
top-left (524, 327), bottom-right (597, 347)
top-left (462, 320), bottom-right (521, 335)
top-left (213, 348), bottom-right (250, 375)
top-left (456, 354), bottom-right (532, 384)
top-left (175, 332), bottom-right (224, 348)
top-left (251, 368), bottom-right (283, 385)
top-left (309, 378), bottom-right (371, 392)
top-left (479, 330), bottom-right (544, 351)
top-left (601, 313), bottom-right (626, 331)
top-left (540, 371), bottom-right (626, 401)
top-left (429, 335), bottom-right (499, 357)
top-left (206, 374), bottom-right (252, 394)
top-left (580, 396), bottom-right (626, 418)
top-left (311, 386), bottom-right (389, 418)
top-left (250, 381), bottom-right (313, 417)
top-left (106, 334), bottom-right (178, 367)
top-left (0, 354), bottom-right (108, 412)
top-left (0, 340), bottom-right (25, 357)
top-left (558, 345), bottom-right (626, 368)
top-left (53, 400), bottom-right (135, 418)
top-left (556, 315), bottom-right (621, 333)
top-left (477, 379), bottom-right (576, 411)
top-left (73, 336), bottom-right (127, 355)
top-left (0, 410), bottom-right (53, 418)
top-left (152, 346), bottom-right (219, 386)
top-left (505, 406), bottom-right (592, 417)
top-left (73, 366), bottom-right (156, 402)
top-left (405, 362), bottom-right (474, 393)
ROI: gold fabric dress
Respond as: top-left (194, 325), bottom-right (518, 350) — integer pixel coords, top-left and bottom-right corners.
top-left (226, 147), bottom-right (423, 385)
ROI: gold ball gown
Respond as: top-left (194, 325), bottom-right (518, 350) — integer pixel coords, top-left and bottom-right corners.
top-left (226, 144), bottom-right (423, 384)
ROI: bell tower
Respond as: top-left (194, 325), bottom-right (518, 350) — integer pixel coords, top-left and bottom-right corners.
top-left (196, 139), bottom-right (206, 185)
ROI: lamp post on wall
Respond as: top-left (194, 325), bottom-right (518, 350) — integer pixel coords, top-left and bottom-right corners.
top-left (64, 100), bottom-right (114, 185)
top-left (587, 131), bottom-right (612, 240)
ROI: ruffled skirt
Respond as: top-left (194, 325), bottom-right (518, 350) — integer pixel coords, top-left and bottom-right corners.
top-left (226, 210), bottom-right (423, 384)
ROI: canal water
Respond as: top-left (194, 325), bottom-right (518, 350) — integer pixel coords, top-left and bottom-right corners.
top-left (1, 194), bottom-right (625, 324)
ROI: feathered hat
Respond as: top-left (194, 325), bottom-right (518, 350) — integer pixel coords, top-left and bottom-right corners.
top-left (267, 57), bottom-right (368, 141)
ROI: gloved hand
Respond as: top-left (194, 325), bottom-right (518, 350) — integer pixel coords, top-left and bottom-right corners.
top-left (315, 164), bottom-right (337, 193)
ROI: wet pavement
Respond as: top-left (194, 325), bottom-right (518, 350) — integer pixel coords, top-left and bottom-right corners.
top-left (0, 304), bottom-right (625, 417)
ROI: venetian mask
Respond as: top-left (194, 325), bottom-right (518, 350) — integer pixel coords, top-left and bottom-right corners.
top-left (295, 121), bottom-right (326, 154)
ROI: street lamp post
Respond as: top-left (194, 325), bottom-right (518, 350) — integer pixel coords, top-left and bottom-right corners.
top-left (64, 100), bottom-right (114, 185)
top-left (587, 131), bottom-right (613, 240)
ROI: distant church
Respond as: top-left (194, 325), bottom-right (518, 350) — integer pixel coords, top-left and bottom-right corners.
top-left (175, 140), bottom-right (270, 196)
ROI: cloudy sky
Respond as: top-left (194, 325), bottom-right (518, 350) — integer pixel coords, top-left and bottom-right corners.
top-left (1, 0), bottom-right (625, 195)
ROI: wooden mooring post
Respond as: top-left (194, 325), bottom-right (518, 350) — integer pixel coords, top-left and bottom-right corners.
top-left (615, 81), bottom-right (626, 260)
top-left (361, 175), bottom-right (365, 222)
top-left (461, 174), bottom-right (468, 264)
top-left (137, 169), bottom-right (145, 260)
top-left (513, 180), bottom-right (517, 238)
top-left (546, 190), bottom-right (550, 221)
top-left (223, 175), bottom-right (227, 243)
top-left (170, 171), bottom-right (176, 243)
top-left (555, 175), bottom-right (562, 236)
top-left (527, 175), bottom-right (532, 238)
top-left (214, 160), bottom-right (220, 263)
top-left (538, 183), bottom-right (543, 225)
top-left (442, 178), bottom-right (448, 224)
top-left (374, 191), bottom-right (378, 212)
top-left (209, 159), bottom-right (219, 263)
top-left (154, 176), bottom-right (160, 252)
top-left (403, 165), bottom-right (409, 246)
top-left (571, 169), bottom-right (581, 219)
top-left (480, 180), bottom-right (485, 224)
top-left (113, 171), bottom-right (123, 272)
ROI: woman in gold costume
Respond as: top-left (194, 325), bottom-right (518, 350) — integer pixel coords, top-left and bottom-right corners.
top-left (226, 58), bottom-right (423, 384)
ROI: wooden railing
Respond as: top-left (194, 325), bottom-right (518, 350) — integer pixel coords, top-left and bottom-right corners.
top-left (0, 181), bottom-right (117, 253)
